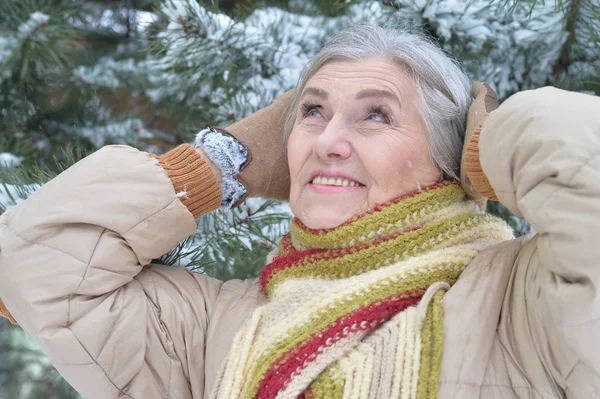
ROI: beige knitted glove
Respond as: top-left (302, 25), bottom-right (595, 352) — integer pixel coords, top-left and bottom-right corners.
top-left (461, 82), bottom-right (499, 210)
top-left (217, 90), bottom-right (294, 205)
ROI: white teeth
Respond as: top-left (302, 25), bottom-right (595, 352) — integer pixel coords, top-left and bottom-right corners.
top-left (312, 176), bottom-right (360, 187)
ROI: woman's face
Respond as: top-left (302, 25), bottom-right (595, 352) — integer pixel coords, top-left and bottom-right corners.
top-left (288, 58), bottom-right (441, 229)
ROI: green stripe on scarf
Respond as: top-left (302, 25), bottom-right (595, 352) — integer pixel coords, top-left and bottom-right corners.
top-left (212, 181), bottom-right (514, 399)
top-left (290, 181), bottom-right (465, 249)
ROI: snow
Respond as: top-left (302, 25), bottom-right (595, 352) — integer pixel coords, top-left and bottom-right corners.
top-left (52, 0), bottom-right (579, 175)
top-left (225, 198), bottom-right (292, 250)
top-left (70, 7), bottom-right (158, 37)
top-left (56, 118), bottom-right (154, 147)
top-left (569, 0), bottom-right (600, 81)
top-left (17, 12), bottom-right (49, 39)
top-left (2, 0), bottom-right (583, 275)
top-left (0, 36), bottom-right (18, 83)
top-left (92, 9), bottom-right (158, 35)
top-left (74, 57), bottom-right (138, 88)
top-left (0, 12), bottom-right (50, 83)
top-left (388, 0), bottom-right (568, 97)
top-left (511, 215), bottom-right (533, 236)
top-left (0, 153), bottom-right (23, 167)
top-left (0, 183), bottom-right (40, 210)
top-left (72, 0), bottom-right (398, 126)
top-left (136, 11), bottom-right (159, 31)
top-left (170, 197), bottom-right (292, 270)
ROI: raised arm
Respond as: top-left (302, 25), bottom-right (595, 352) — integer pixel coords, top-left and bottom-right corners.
top-left (0, 144), bottom-right (225, 397)
top-left (0, 88), bottom-right (294, 398)
top-left (477, 87), bottom-right (600, 391)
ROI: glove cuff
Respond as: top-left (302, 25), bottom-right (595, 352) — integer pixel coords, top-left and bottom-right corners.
top-left (150, 144), bottom-right (222, 218)
top-left (194, 127), bottom-right (250, 208)
top-left (464, 122), bottom-right (498, 201)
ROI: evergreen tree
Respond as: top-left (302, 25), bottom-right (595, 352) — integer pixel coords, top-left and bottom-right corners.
top-left (1, 1), bottom-right (598, 397)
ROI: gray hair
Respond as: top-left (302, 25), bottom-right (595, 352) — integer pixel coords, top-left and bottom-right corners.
top-left (284, 24), bottom-right (471, 181)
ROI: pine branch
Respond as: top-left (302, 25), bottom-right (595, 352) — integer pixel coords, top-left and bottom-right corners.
top-left (154, 199), bottom-right (291, 280)
top-left (0, 145), bottom-right (87, 212)
top-left (0, 0), bottom-right (82, 85)
top-left (486, 201), bottom-right (532, 237)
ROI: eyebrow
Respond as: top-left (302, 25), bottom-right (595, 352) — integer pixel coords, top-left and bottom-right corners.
top-left (301, 87), bottom-right (328, 99)
top-left (355, 89), bottom-right (397, 102)
top-left (301, 87), bottom-right (398, 105)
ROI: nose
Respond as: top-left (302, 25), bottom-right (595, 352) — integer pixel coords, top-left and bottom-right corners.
top-left (313, 115), bottom-right (352, 161)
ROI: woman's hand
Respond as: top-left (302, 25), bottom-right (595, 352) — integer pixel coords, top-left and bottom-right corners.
top-left (216, 90), bottom-right (294, 204)
top-left (462, 82), bottom-right (499, 207)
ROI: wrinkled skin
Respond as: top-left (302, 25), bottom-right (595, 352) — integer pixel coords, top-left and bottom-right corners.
top-left (288, 58), bottom-right (441, 229)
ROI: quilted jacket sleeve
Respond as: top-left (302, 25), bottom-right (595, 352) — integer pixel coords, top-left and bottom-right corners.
top-left (479, 87), bottom-right (600, 393)
top-left (0, 144), bottom-right (225, 398)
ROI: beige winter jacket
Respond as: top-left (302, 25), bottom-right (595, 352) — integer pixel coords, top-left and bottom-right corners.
top-left (1, 87), bottom-right (599, 398)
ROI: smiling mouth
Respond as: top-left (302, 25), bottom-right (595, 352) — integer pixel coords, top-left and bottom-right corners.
top-left (310, 176), bottom-right (364, 187)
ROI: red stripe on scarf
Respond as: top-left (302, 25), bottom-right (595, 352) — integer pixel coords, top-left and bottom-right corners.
top-left (257, 291), bottom-right (424, 399)
top-left (260, 226), bottom-right (421, 295)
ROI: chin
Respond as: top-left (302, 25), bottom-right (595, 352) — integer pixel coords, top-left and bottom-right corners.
top-left (297, 208), bottom-right (358, 230)
top-left (290, 192), bottom-right (366, 230)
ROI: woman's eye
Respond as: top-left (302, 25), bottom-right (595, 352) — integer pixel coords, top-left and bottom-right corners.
top-left (367, 113), bottom-right (385, 122)
top-left (308, 108), bottom-right (321, 117)
top-left (365, 108), bottom-right (389, 123)
top-left (301, 103), bottom-right (322, 118)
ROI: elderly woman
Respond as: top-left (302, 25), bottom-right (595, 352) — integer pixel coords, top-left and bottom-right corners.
top-left (0, 24), bottom-right (599, 399)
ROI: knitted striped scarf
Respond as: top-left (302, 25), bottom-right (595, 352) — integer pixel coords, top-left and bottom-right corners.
top-left (212, 181), bottom-right (513, 399)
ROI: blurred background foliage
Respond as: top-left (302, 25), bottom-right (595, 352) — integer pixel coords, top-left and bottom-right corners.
top-left (0, 0), bottom-right (598, 397)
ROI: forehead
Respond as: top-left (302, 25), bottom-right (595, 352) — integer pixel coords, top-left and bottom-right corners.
top-left (305, 58), bottom-right (416, 97)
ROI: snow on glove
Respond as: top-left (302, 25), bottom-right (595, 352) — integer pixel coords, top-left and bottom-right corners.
top-left (461, 82), bottom-right (499, 209)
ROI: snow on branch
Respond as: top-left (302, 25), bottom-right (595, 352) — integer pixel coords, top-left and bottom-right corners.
top-left (51, 119), bottom-right (154, 148)
top-left (17, 12), bottom-right (50, 40)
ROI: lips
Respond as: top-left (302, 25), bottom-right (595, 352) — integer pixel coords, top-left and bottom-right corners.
top-left (309, 170), bottom-right (364, 187)
top-left (311, 176), bottom-right (361, 187)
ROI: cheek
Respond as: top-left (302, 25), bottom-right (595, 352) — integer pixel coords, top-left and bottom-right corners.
top-left (363, 138), bottom-right (413, 175)
top-left (287, 130), bottom-right (314, 186)
top-left (360, 135), bottom-right (436, 191)
top-left (370, 151), bottom-right (411, 189)
top-left (287, 132), bottom-right (303, 175)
